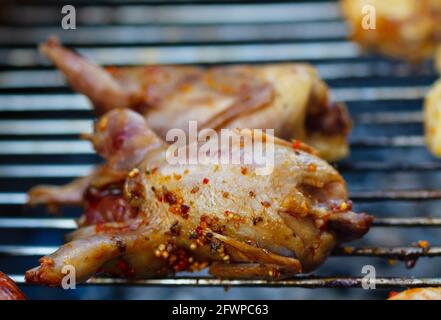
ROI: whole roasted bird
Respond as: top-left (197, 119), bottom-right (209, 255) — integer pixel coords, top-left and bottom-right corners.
top-left (25, 109), bottom-right (372, 285)
top-left (341, 0), bottom-right (441, 61)
top-left (38, 38), bottom-right (350, 162)
top-left (29, 39), bottom-right (351, 208)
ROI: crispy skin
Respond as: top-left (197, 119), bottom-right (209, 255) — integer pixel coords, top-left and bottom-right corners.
top-left (25, 109), bottom-right (372, 286)
top-left (39, 37), bottom-right (350, 161)
top-left (0, 272), bottom-right (25, 300)
top-left (341, 0), bottom-right (441, 61)
top-left (28, 38), bottom-right (352, 209)
top-left (389, 288), bottom-right (441, 300)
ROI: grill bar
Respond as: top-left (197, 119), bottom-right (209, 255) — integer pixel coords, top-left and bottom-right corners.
top-left (350, 190), bottom-right (441, 201)
top-left (2, 245), bottom-right (440, 259)
top-left (338, 162), bottom-right (441, 172)
top-left (0, 63), bottom-right (434, 89)
top-left (0, 113), bottom-right (426, 135)
top-left (0, 137), bottom-right (427, 156)
top-left (0, 42), bottom-right (360, 67)
top-left (10, 275), bottom-right (441, 288)
top-left (1, 3), bottom-right (341, 25)
top-left (0, 88), bottom-right (428, 113)
top-left (373, 217), bottom-right (441, 227)
top-left (1, 217), bottom-right (441, 229)
top-left (0, 21), bottom-right (348, 45)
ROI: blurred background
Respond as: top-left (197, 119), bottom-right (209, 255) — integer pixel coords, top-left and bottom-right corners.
top-left (0, 0), bottom-right (440, 300)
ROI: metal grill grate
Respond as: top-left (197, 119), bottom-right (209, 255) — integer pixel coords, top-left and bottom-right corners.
top-left (1, 0), bottom-right (441, 298)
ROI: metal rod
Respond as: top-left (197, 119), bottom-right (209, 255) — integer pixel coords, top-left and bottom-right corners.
top-left (350, 189), bottom-right (441, 201)
top-left (338, 162), bottom-right (441, 172)
top-left (10, 275), bottom-right (441, 288)
top-left (333, 246), bottom-right (441, 259)
top-left (1, 217), bottom-right (441, 229)
top-left (1, 3), bottom-right (341, 25)
top-left (349, 136), bottom-right (425, 148)
top-left (373, 217), bottom-right (441, 227)
top-left (0, 218), bottom-right (77, 229)
top-left (0, 42), bottom-right (359, 67)
top-left (1, 245), bottom-right (440, 259)
top-left (354, 112), bottom-right (422, 125)
top-left (0, 21), bottom-right (348, 46)
top-left (0, 137), bottom-right (426, 155)
top-left (0, 66), bottom-right (434, 90)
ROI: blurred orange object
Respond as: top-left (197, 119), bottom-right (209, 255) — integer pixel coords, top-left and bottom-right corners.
top-left (389, 288), bottom-right (441, 300)
top-left (0, 271), bottom-right (25, 300)
top-left (341, 0), bottom-right (441, 61)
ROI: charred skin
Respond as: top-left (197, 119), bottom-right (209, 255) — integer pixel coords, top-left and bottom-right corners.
top-left (37, 37), bottom-right (350, 162)
top-left (0, 272), bottom-right (25, 300)
top-left (341, 0), bottom-right (441, 61)
top-left (25, 109), bottom-right (372, 286)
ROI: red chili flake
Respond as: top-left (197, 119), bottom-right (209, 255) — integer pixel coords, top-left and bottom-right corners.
top-left (163, 186), bottom-right (177, 205)
top-left (203, 178), bottom-right (209, 184)
top-left (116, 260), bottom-right (135, 277)
top-left (105, 66), bottom-right (117, 73)
top-left (307, 164), bottom-right (317, 172)
top-left (195, 226), bottom-right (204, 237)
top-left (180, 205), bottom-right (190, 218)
top-left (240, 167), bottom-right (248, 175)
top-left (292, 139), bottom-right (301, 149)
top-left (222, 192), bottom-right (229, 198)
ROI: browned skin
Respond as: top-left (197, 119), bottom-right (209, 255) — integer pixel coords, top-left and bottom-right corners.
top-left (342, 0), bottom-right (441, 62)
top-left (38, 38), bottom-right (350, 157)
top-left (28, 38), bottom-right (351, 209)
top-left (0, 272), bottom-right (25, 300)
top-left (25, 109), bottom-right (372, 286)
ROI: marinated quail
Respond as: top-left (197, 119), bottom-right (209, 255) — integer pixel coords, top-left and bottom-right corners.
top-left (26, 109), bottom-right (372, 286)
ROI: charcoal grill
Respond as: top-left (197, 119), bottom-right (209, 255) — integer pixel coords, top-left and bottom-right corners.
top-left (1, 0), bottom-right (441, 299)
